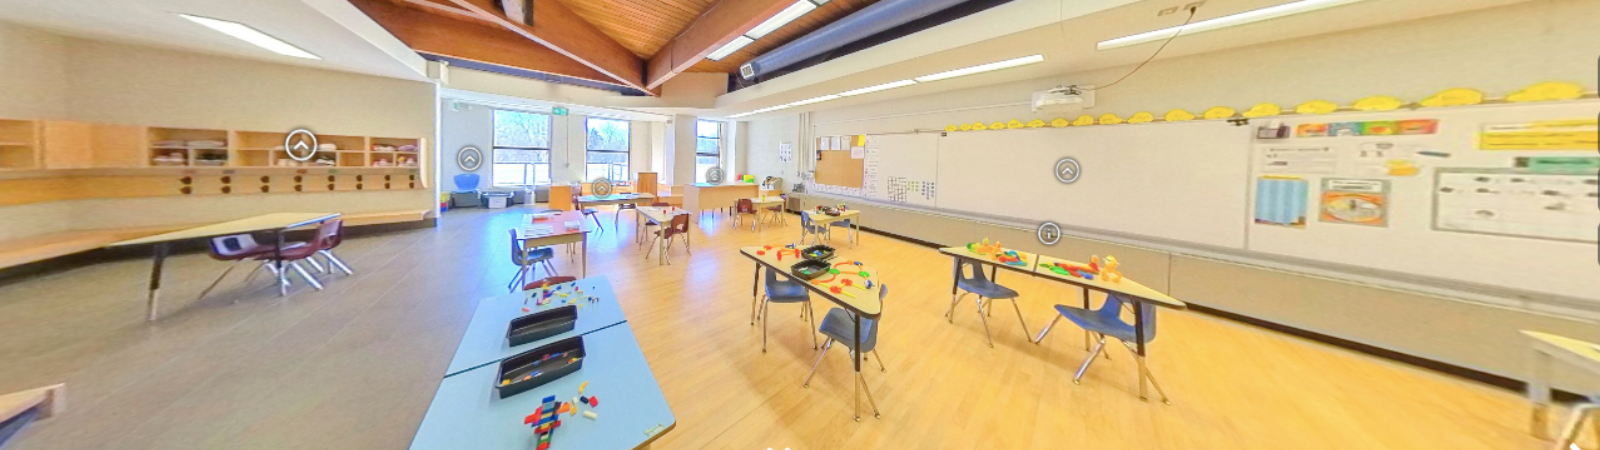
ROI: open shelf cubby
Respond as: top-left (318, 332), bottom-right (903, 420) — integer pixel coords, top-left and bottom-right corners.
top-left (0, 119), bottom-right (40, 169)
top-left (148, 127), bottom-right (228, 167)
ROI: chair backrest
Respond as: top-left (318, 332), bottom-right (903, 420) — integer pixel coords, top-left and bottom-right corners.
top-left (324, 219), bottom-right (345, 248)
top-left (313, 220), bottom-right (341, 250)
top-left (453, 173), bottom-right (480, 191)
top-left (955, 259), bottom-right (990, 284)
top-left (1099, 294), bottom-right (1157, 343)
top-left (666, 214), bottom-right (690, 235)
top-left (507, 229), bottom-right (525, 264)
top-left (736, 199), bottom-right (755, 214)
top-left (208, 234), bottom-right (261, 260)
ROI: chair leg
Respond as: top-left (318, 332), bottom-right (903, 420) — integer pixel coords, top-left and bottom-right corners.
top-left (506, 265), bottom-right (527, 292)
top-left (806, 302), bottom-right (818, 350)
top-left (803, 339), bottom-right (834, 387)
top-left (319, 250), bottom-right (354, 275)
top-left (644, 234), bottom-right (658, 260)
top-left (1008, 298), bottom-right (1032, 340)
top-left (195, 261), bottom-right (241, 302)
top-left (1073, 335), bottom-right (1107, 384)
top-left (1125, 343), bottom-right (1172, 404)
top-left (945, 292), bottom-right (968, 322)
top-left (976, 298), bottom-right (995, 348)
top-left (291, 261), bottom-right (324, 291)
top-left (760, 297), bottom-right (770, 353)
top-left (1033, 315), bottom-right (1063, 344)
top-left (304, 257), bottom-right (326, 274)
top-left (857, 372), bottom-right (882, 419)
top-left (872, 350), bottom-right (887, 373)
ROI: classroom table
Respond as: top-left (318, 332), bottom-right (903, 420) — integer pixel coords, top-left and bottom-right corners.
top-left (1521, 330), bottom-right (1600, 444)
top-left (410, 322), bottom-right (675, 450)
top-left (520, 212), bottom-right (594, 278)
top-left (744, 197), bottom-right (784, 229)
top-left (444, 276), bottom-right (628, 377)
top-left (739, 246), bottom-right (883, 420)
top-left (939, 246), bottom-right (1188, 403)
top-left (575, 193), bottom-right (655, 208)
top-left (109, 212), bottom-right (340, 321)
top-left (0, 384), bottom-right (63, 448)
top-left (635, 206), bottom-right (690, 265)
top-left (801, 210), bottom-right (861, 247)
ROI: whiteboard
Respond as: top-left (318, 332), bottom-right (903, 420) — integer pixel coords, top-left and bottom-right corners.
top-left (1245, 101), bottom-right (1600, 301)
top-left (936, 121), bottom-right (1253, 248)
top-left (864, 134), bottom-right (940, 207)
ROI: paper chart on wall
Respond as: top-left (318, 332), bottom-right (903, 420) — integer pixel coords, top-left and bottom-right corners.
top-left (1254, 176), bottom-right (1309, 228)
top-left (778, 143), bottom-right (793, 163)
top-left (861, 137), bottom-right (880, 199)
top-left (1260, 146), bottom-right (1337, 174)
top-left (1479, 118), bottom-right (1599, 150)
top-left (1319, 178), bottom-right (1389, 227)
top-left (1434, 168), bottom-right (1600, 243)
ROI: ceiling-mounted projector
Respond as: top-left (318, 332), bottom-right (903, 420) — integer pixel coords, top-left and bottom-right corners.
top-left (1032, 85), bottom-right (1095, 112)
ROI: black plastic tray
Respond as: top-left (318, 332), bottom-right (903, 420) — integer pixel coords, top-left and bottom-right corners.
top-left (801, 245), bottom-right (835, 261)
top-left (496, 335), bottom-right (585, 399)
top-left (507, 305), bottom-right (577, 347)
top-left (790, 259), bottom-right (830, 281)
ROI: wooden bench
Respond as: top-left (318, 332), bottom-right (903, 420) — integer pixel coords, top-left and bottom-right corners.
top-left (0, 209), bottom-right (432, 271)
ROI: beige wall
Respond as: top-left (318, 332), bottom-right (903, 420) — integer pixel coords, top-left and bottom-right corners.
top-left (0, 22), bottom-right (438, 241)
top-left (755, 0), bottom-right (1600, 393)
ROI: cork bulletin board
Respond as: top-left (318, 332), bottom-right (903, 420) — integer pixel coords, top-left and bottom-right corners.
top-left (814, 149), bottom-right (863, 188)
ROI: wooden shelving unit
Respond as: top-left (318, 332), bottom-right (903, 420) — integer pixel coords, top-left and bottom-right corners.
top-left (148, 127), bottom-right (229, 167)
top-left (0, 119), bottom-right (40, 170)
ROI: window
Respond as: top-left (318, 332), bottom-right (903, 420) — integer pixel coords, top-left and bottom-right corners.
top-left (492, 110), bottom-right (552, 186)
top-left (695, 120), bottom-right (721, 183)
top-left (585, 118), bottom-right (630, 181)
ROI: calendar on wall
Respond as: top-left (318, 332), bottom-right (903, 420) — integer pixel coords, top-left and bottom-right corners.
top-left (1433, 168), bottom-right (1599, 243)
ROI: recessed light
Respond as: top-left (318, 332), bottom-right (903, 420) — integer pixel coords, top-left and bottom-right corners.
top-left (786, 95), bottom-right (840, 107)
top-left (708, 36), bottom-right (754, 61)
top-left (747, 0), bottom-right (817, 39)
top-left (1097, 0), bottom-right (1372, 50)
top-left (913, 55), bottom-right (1043, 83)
top-left (180, 14), bottom-right (319, 60)
top-left (728, 104), bottom-right (793, 118)
top-left (837, 80), bottom-right (916, 97)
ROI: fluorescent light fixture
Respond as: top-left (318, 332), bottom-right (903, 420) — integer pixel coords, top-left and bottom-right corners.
top-left (728, 104), bottom-right (793, 118)
top-left (707, 36), bottom-right (754, 61)
top-left (1097, 0), bottom-right (1371, 50)
top-left (747, 0), bottom-right (817, 39)
top-left (837, 79), bottom-right (916, 97)
top-left (180, 14), bottom-right (319, 59)
top-left (913, 55), bottom-right (1043, 83)
top-left (786, 94), bottom-right (840, 107)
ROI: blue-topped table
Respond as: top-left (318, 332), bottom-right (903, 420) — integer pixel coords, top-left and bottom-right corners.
top-left (410, 322), bottom-right (676, 450)
top-left (443, 276), bottom-right (628, 377)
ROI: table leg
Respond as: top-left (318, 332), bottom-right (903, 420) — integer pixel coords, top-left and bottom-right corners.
top-left (582, 237), bottom-right (588, 278)
top-left (1082, 287), bottom-right (1091, 351)
top-left (274, 229), bottom-right (288, 296)
top-left (750, 264), bottom-right (762, 325)
top-left (145, 243), bottom-right (169, 322)
top-left (854, 314), bottom-right (862, 422)
top-left (1529, 349), bottom-right (1552, 439)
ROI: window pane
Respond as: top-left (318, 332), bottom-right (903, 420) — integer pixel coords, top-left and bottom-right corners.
top-left (495, 148), bottom-right (548, 163)
top-left (585, 163), bottom-right (608, 182)
top-left (696, 120), bottom-right (720, 139)
top-left (493, 110), bottom-right (550, 148)
top-left (695, 162), bottom-right (716, 184)
top-left (534, 164), bottom-right (550, 185)
top-left (696, 137), bottom-right (719, 156)
top-left (586, 118), bottom-right (630, 152)
top-left (492, 163), bottom-right (527, 186)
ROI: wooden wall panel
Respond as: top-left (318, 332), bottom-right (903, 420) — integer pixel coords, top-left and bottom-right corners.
top-left (41, 121), bottom-right (92, 168)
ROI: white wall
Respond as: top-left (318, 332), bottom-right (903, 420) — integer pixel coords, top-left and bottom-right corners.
top-left (742, 115), bottom-right (800, 186)
top-left (0, 22), bottom-right (68, 120)
top-left (438, 101), bottom-right (494, 190)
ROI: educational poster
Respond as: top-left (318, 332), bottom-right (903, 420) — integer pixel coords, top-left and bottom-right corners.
top-left (886, 176), bottom-right (936, 203)
top-left (1260, 146), bottom-right (1337, 174)
top-left (861, 138), bottom-right (880, 198)
top-left (1298, 119), bottom-right (1438, 137)
top-left (1434, 168), bottom-right (1600, 243)
top-left (1319, 179), bottom-right (1389, 227)
top-left (778, 143), bottom-right (793, 163)
top-left (1479, 119), bottom-right (1599, 150)
top-left (1254, 176), bottom-right (1309, 228)
top-left (1353, 141), bottom-right (1425, 177)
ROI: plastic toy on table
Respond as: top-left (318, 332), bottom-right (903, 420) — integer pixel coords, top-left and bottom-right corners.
top-left (1099, 256), bottom-right (1122, 283)
top-left (966, 238), bottom-right (1003, 258)
top-left (994, 250), bottom-right (1028, 266)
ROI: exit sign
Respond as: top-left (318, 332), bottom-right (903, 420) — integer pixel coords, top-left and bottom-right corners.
top-left (552, 106), bottom-right (569, 116)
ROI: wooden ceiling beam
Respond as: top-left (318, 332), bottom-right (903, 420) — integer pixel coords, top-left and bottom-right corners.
top-left (351, 0), bottom-right (621, 87)
top-left (645, 0), bottom-right (795, 89)
top-left (444, 0), bottom-right (657, 95)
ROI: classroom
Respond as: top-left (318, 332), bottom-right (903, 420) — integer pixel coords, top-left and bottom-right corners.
top-left (0, 0), bottom-right (1597, 449)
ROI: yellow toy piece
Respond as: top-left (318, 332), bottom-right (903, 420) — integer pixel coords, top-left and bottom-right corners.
top-left (1097, 114), bottom-right (1123, 125)
top-left (1419, 88), bottom-right (1485, 107)
top-left (1352, 96), bottom-right (1405, 112)
top-left (989, 122), bottom-right (1007, 130)
top-left (1202, 106), bottom-right (1237, 120)
top-left (971, 122), bottom-right (987, 131)
top-left (1241, 103), bottom-right (1282, 118)
top-left (1127, 112), bottom-right (1155, 124)
top-left (1072, 115), bottom-right (1096, 126)
top-left (1294, 100), bottom-right (1339, 115)
top-left (1100, 256), bottom-right (1122, 283)
top-left (945, 124), bottom-right (959, 132)
top-left (967, 238), bottom-right (1003, 258)
top-left (1007, 119), bottom-right (1025, 129)
top-left (1506, 81), bottom-right (1585, 102)
top-left (1027, 119), bottom-right (1047, 128)
top-left (1050, 118), bottom-right (1071, 127)
top-left (1164, 109), bottom-right (1196, 122)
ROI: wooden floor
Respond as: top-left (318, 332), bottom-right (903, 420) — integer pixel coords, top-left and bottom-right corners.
top-left (0, 206), bottom-right (1581, 450)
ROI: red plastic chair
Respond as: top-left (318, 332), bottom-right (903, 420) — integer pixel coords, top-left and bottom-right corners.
top-left (765, 195), bottom-right (788, 226)
top-left (257, 221), bottom-right (341, 291)
top-left (316, 219), bottom-right (353, 276)
top-left (645, 214), bottom-right (690, 264)
top-left (733, 199), bottom-right (760, 231)
top-left (195, 234), bottom-right (303, 301)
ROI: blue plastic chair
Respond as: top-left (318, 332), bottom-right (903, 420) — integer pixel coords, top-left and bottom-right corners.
top-left (945, 259), bottom-right (1031, 348)
top-left (804, 284), bottom-right (887, 421)
top-left (1034, 294), bottom-right (1169, 403)
top-left (506, 229), bottom-right (557, 293)
top-left (453, 173), bottom-right (481, 191)
top-left (752, 268), bottom-right (817, 352)
top-left (800, 212), bottom-right (827, 244)
top-left (828, 219), bottom-right (854, 244)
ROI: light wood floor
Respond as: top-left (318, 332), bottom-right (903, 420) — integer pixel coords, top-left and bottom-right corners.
top-left (0, 206), bottom-right (1582, 450)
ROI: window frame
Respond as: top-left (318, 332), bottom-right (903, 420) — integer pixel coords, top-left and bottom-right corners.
top-left (695, 120), bottom-right (722, 183)
top-left (491, 109), bottom-right (552, 187)
top-left (584, 117), bottom-right (631, 182)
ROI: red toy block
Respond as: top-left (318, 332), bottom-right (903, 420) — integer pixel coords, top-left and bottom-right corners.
top-left (588, 396), bottom-right (598, 407)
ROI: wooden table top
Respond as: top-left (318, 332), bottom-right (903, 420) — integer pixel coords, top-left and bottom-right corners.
top-left (109, 213), bottom-right (339, 246)
top-left (0, 384), bottom-right (63, 424)
top-left (519, 211), bottom-right (593, 239)
top-left (745, 197), bottom-right (783, 206)
top-left (740, 246), bottom-right (882, 317)
top-left (1034, 255), bottom-right (1186, 309)
top-left (938, 246), bottom-right (1039, 274)
top-left (802, 209), bottom-right (860, 224)
top-left (1522, 330), bottom-right (1600, 367)
top-left (637, 206), bottom-right (689, 224)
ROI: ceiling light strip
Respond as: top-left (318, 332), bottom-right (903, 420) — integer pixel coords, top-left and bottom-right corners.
top-left (180, 14), bottom-right (320, 60)
top-left (1097, 0), bottom-right (1371, 50)
top-left (913, 54), bottom-right (1043, 82)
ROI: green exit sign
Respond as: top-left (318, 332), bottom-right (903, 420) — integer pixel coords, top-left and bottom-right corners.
top-left (552, 106), bottom-right (569, 116)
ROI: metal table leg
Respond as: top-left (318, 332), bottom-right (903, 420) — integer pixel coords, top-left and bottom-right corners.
top-left (145, 243), bottom-right (169, 322)
top-left (273, 229), bottom-right (288, 296)
top-left (1529, 349), bottom-right (1552, 438)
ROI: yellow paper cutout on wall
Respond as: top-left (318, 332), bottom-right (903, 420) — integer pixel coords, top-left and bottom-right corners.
top-left (1506, 81), bottom-right (1585, 102)
top-left (1073, 115), bottom-right (1096, 126)
top-left (1027, 119), bottom-right (1046, 128)
top-left (1127, 112), bottom-right (1155, 124)
top-left (1352, 96), bottom-right (1404, 111)
top-left (1007, 120), bottom-right (1025, 129)
top-left (1294, 100), bottom-right (1339, 115)
top-left (945, 124), bottom-right (959, 132)
top-left (972, 122), bottom-right (988, 131)
top-left (1165, 109), bottom-right (1196, 122)
top-left (1050, 118), bottom-right (1070, 127)
top-left (1419, 88), bottom-right (1485, 107)
top-left (1241, 103), bottom-right (1282, 118)
top-left (959, 123), bottom-right (973, 131)
top-left (989, 122), bottom-right (1007, 130)
top-left (1097, 114), bottom-right (1123, 125)
top-left (1202, 107), bottom-right (1236, 120)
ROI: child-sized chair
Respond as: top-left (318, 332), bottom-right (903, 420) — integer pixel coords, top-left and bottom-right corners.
top-left (732, 199), bottom-right (760, 231)
top-left (946, 259), bottom-right (1031, 348)
top-left (752, 268), bottom-right (817, 353)
top-left (645, 214), bottom-right (690, 264)
top-left (1034, 293), bottom-right (1170, 404)
top-left (804, 284), bottom-right (888, 421)
top-left (507, 229), bottom-right (558, 293)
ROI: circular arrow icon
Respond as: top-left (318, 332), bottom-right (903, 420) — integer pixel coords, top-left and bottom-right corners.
top-left (1055, 157), bottom-right (1081, 184)
top-left (285, 129), bottom-right (318, 162)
